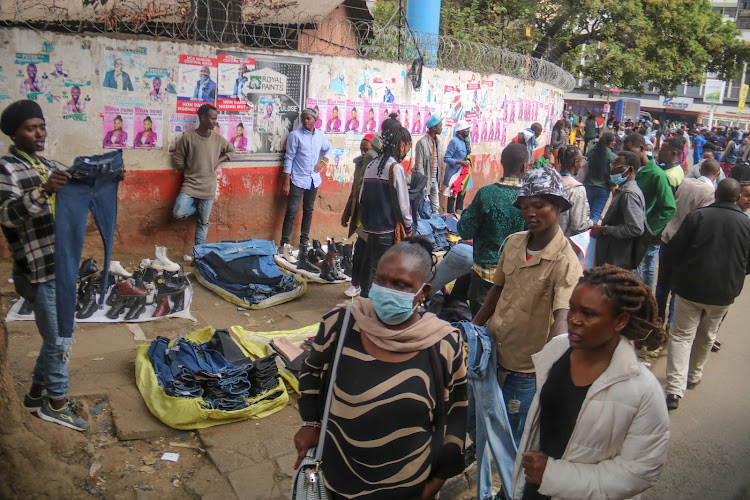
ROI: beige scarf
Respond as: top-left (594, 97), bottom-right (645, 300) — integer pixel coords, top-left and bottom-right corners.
top-left (347, 298), bottom-right (457, 353)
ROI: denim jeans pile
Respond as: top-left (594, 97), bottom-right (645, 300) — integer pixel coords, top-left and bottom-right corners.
top-left (416, 214), bottom-right (452, 251)
top-left (147, 334), bottom-right (280, 411)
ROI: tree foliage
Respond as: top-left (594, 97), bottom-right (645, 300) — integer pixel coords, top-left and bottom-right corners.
top-left (372, 0), bottom-right (750, 94)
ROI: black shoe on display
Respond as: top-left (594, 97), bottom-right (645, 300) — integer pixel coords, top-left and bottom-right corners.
top-left (125, 297), bottom-right (146, 321)
top-left (342, 244), bottom-right (354, 277)
top-left (18, 299), bottom-right (34, 315)
top-left (171, 291), bottom-right (185, 313)
top-left (297, 246), bottom-right (321, 274)
top-left (76, 280), bottom-right (99, 319)
top-left (78, 258), bottom-right (100, 281)
top-left (105, 279), bottom-right (120, 307)
top-left (312, 240), bottom-right (327, 261)
top-left (106, 296), bottom-right (130, 319)
top-left (156, 275), bottom-right (187, 296)
top-left (320, 260), bottom-right (336, 282)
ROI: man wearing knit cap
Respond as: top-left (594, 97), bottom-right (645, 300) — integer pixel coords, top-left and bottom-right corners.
top-left (414, 115), bottom-right (443, 214)
top-left (0, 100), bottom-right (89, 431)
top-left (279, 107), bottom-right (332, 271)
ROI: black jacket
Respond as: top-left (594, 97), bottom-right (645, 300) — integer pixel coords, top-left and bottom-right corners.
top-left (665, 202), bottom-right (750, 306)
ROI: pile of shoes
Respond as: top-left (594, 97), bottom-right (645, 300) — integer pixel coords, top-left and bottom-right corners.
top-left (71, 246), bottom-right (189, 321)
top-left (280, 239), bottom-right (354, 283)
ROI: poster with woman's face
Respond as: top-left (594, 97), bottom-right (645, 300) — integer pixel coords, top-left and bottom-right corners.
top-left (226, 114), bottom-right (253, 152)
top-left (305, 97), bottom-right (326, 131)
top-left (362, 100), bottom-right (379, 134)
top-left (133, 107), bottom-right (163, 150)
top-left (379, 103), bottom-right (391, 129)
top-left (344, 100), bottom-right (363, 134)
top-left (326, 98), bottom-right (345, 134)
top-left (411, 105), bottom-right (424, 136)
top-left (102, 105), bottom-right (134, 149)
top-left (471, 119), bottom-right (481, 145)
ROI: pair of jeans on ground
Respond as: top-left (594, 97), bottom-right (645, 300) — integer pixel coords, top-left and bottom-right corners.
top-left (666, 295), bottom-right (729, 398)
top-left (585, 185), bottom-right (609, 223)
top-left (173, 192), bottom-right (214, 246)
top-left (457, 322), bottom-right (517, 500)
top-left (416, 214), bottom-right (450, 250)
top-left (280, 183), bottom-right (317, 247)
top-left (56, 150), bottom-right (122, 343)
top-left (32, 280), bottom-right (70, 401)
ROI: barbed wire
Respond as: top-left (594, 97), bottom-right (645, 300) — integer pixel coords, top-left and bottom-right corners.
top-left (0, 0), bottom-right (575, 91)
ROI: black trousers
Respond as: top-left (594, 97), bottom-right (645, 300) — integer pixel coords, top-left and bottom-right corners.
top-left (280, 183), bottom-right (318, 247)
top-left (446, 192), bottom-right (465, 213)
top-left (360, 232), bottom-right (395, 298)
top-left (352, 236), bottom-right (368, 288)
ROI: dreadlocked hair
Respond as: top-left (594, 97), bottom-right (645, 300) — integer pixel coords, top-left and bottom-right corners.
top-left (579, 264), bottom-right (668, 351)
top-left (559, 145), bottom-right (581, 172)
top-left (375, 125), bottom-right (412, 177)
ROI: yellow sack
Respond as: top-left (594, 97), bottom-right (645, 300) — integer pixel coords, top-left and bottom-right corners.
top-left (135, 326), bottom-right (289, 430)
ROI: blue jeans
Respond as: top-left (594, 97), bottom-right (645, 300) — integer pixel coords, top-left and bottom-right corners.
top-left (586, 186), bottom-right (610, 222)
top-left (500, 371), bottom-right (537, 448)
top-left (636, 241), bottom-right (661, 289)
top-left (428, 242), bottom-right (474, 296)
top-left (55, 150), bottom-right (122, 342)
top-left (458, 323), bottom-right (517, 500)
top-left (32, 280), bottom-right (70, 400)
top-left (173, 192), bottom-right (214, 246)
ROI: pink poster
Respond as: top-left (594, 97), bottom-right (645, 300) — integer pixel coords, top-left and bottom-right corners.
top-left (401, 104), bottom-right (414, 133)
top-left (133, 107), bottom-right (163, 150)
top-left (481, 117), bottom-right (490, 142)
top-left (227, 114), bottom-right (253, 152)
top-left (305, 97), bottom-right (326, 131)
top-left (326, 98), bottom-right (345, 134)
top-left (362, 99), bottom-right (379, 133)
top-left (379, 102), bottom-right (391, 125)
top-left (390, 103), bottom-right (403, 125)
top-left (487, 116), bottom-right (497, 142)
top-left (344, 100), bottom-right (363, 134)
top-left (471, 118), bottom-right (481, 145)
top-left (102, 105), bottom-right (134, 149)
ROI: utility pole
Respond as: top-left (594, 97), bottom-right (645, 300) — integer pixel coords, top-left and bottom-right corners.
top-left (397, 0), bottom-right (403, 60)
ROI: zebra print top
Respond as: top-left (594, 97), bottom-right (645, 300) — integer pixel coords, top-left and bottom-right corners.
top-left (299, 308), bottom-right (468, 499)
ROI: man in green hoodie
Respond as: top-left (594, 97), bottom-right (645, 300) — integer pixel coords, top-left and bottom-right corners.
top-left (623, 133), bottom-right (676, 288)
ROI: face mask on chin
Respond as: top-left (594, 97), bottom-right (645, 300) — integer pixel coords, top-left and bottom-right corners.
top-left (200, 74), bottom-right (209, 82)
top-left (368, 283), bottom-right (424, 325)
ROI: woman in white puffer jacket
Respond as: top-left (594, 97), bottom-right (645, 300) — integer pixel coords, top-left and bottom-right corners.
top-left (513, 264), bottom-right (670, 500)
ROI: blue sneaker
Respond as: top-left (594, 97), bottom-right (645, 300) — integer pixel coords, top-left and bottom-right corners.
top-left (39, 399), bottom-right (90, 431)
top-left (23, 392), bottom-right (45, 414)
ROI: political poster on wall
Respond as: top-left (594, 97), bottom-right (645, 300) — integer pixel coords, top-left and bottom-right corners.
top-left (102, 105), bottom-right (134, 149)
top-left (379, 102), bottom-right (391, 124)
top-left (176, 55), bottom-right (217, 113)
top-left (133, 107), bottom-right (163, 150)
top-left (61, 84), bottom-right (90, 121)
top-left (221, 51), bottom-right (311, 155)
top-left (326, 98), bottom-right (345, 134)
top-left (344, 100), bottom-right (363, 134)
top-left (305, 97), bottom-right (327, 131)
top-left (217, 54), bottom-right (256, 112)
top-left (15, 53), bottom-right (50, 98)
top-left (411, 105), bottom-right (424, 135)
top-left (362, 99), bottom-right (379, 133)
top-left (471, 118), bottom-right (481, 145)
top-left (168, 113), bottom-right (198, 153)
top-left (144, 67), bottom-right (174, 103)
top-left (226, 114), bottom-right (253, 153)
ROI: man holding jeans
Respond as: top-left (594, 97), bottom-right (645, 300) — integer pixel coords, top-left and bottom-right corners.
top-left (172, 104), bottom-right (234, 246)
top-left (279, 108), bottom-right (331, 268)
top-left (0, 100), bottom-right (88, 430)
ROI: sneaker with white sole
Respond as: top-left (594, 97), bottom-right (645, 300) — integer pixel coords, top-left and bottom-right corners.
top-left (281, 243), bottom-right (298, 264)
top-left (23, 392), bottom-right (45, 414)
top-left (38, 399), bottom-right (90, 431)
top-left (109, 260), bottom-right (132, 277)
top-left (344, 285), bottom-right (361, 298)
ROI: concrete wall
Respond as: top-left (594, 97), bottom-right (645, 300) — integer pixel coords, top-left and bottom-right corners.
top-left (0, 27), bottom-right (564, 257)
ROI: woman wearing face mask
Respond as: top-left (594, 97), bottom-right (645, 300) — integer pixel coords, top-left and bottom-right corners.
top-left (358, 125), bottom-right (414, 297)
top-left (512, 265), bottom-right (669, 500)
top-left (583, 132), bottom-right (616, 222)
top-left (294, 237), bottom-right (468, 500)
top-left (590, 151), bottom-right (646, 269)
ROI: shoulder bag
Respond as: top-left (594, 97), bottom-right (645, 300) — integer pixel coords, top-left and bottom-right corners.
top-left (388, 162), bottom-right (407, 243)
top-left (291, 302), bottom-right (353, 500)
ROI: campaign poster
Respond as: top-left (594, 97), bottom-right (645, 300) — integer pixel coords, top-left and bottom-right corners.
top-left (15, 53), bottom-right (50, 97)
top-left (464, 110), bottom-right (478, 123)
top-left (102, 48), bottom-right (147, 105)
top-left (471, 118), bottom-right (481, 145)
top-left (487, 116), bottom-right (497, 142)
top-left (168, 113), bottom-right (198, 153)
top-left (411, 105), bottom-right (425, 136)
top-left (217, 54), bottom-right (256, 112)
top-left (144, 67), bottom-right (174, 103)
top-left (102, 105), bottom-right (134, 149)
top-left (214, 113), bottom-right (229, 138)
top-left (343, 100), bottom-right (363, 134)
top-left (61, 84), bottom-right (90, 121)
top-left (362, 99), bottom-right (379, 134)
top-left (226, 114), bottom-right (253, 153)
top-left (499, 120), bottom-right (507, 145)
top-left (423, 105), bottom-right (435, 134)
top-left (133, 107), bottom-right (163, 150)
top-left (390, 103), bottom-right (403, 124)
top-left (176, 55), bottom-right (217, 113)
top-left (326, 98), bottom-right (345, 134)
top-left (379, 102), bottom-right (391, 125)
top-left (400, 104), bottom-right (415, 134)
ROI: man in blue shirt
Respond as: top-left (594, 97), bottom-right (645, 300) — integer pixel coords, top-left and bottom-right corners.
top-left (193, 65), bottom-right (217, 101)
top-left (280, 108), bottom-right (332, 271)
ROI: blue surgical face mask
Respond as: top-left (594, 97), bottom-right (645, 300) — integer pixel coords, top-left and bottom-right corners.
top-left (368, 283), bottom-right (424, 325)
top-left (646, 151), bottom-right (653, 158)
top-left (610, 167), bottom-right (630, 185)
top-left (200, 74), bottom-right (209, 82)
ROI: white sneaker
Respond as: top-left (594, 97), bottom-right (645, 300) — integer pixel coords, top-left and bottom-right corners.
top-left (109, 260), bottom-right (132, 277)
top-left (344, 285), bottom-right (361, 298)
top-left (183, 254), bottom-right (193, 262)
top-left (281, 243), bottom-right (298, 264)
top-left (154, 245), bottom-right (180, 272)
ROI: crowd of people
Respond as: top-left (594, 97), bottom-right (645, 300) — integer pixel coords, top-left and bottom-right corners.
top-left (2, 96), bottom-right (749, 499)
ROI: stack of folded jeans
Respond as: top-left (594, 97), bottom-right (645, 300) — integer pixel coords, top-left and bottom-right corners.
top-left (193, 240), bottom-right (298, 305)
top-left (147, 333), bottom-right (280, 411)
top-left (416, 214), bottom-right (451, 251)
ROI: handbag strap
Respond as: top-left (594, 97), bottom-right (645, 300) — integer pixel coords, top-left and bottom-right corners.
top-left (315, 302), bottom-right (353, 462)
